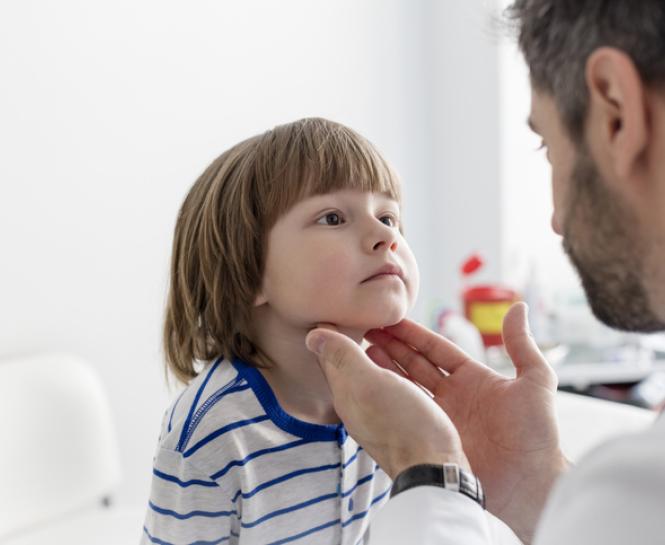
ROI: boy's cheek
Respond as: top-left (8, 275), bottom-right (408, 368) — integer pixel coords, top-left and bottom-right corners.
top-left (407, 267), bottom-right (420, 309)
top-left (400, 246), bottom-right (420, 302)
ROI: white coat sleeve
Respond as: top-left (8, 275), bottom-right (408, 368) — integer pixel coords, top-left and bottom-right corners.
top-left (533, 423), bottom-right (665, 545)
top-left (368, 486), bottom-right (523, 545)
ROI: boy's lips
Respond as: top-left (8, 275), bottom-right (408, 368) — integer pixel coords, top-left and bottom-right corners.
top-left (362, 263), bottom-right (405, 283)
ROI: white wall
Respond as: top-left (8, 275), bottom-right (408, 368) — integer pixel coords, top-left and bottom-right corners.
top-left (427, 0), bottom-right (503, 313)
top-left (0, 0), bottom-right (431, 509)
top-left (0, 0), bottom-right (505, 510)
top-left (497, 1), bottom-right (579, 294)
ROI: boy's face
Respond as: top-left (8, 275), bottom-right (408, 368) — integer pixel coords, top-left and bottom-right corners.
top-left (256, 189), bottom-right (419, 332)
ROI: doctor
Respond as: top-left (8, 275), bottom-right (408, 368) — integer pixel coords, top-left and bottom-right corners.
top-left (305, 1), bottom-right (665, 544)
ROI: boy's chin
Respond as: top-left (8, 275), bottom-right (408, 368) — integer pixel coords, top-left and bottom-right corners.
top-left (340, 307), bottom-right (408, 332)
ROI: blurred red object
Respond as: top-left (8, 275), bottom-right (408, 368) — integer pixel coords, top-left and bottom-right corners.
top-left (461, 254), bottom-right (520, 347)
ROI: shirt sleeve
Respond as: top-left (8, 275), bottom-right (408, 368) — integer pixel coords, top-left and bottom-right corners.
top-left (534, 428), bottom-right (665, 545)
top-left (367, 486), bottom-right (523, 545)
top-left (141, 447), bottom-right (238, 544)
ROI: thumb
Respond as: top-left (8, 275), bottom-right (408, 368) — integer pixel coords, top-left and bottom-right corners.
top-left (305, 328), bottom-right (372, 385)
top-left (502, 302), bottom-right (555, 385)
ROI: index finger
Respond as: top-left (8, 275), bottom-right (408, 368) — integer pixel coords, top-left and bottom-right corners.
top-left (376, 319), bottom-right (475, 374)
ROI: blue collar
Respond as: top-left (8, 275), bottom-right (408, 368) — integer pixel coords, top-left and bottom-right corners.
top-left (232, 358), bottom-right (348, 445)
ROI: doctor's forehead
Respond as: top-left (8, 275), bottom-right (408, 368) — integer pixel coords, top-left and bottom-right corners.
top-left (527, 94), bottom-right (543, 135)
top-left (527, 90), bottom-right (562, 135)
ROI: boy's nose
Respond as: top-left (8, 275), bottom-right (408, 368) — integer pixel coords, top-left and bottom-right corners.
top-left (372, 239), bottom-right (398, 252)
top-left (368, 225), bottom-right (398, 253)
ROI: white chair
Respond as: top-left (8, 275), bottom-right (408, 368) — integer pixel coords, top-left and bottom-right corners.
top-left (0, 353), bottom-right (139, 544)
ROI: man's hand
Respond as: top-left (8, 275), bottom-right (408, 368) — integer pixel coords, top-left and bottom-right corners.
top-left (305, 325), bottom-right (469, 479)
top-left (364, 302), bottom-right (568, 544)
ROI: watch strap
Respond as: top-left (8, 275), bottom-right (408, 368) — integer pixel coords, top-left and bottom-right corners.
top-left (390, 463), bottom-right (486, 509)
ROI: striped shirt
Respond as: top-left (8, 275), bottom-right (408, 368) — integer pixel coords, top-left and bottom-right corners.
top-left (141, 357), bottom-right (392, 545)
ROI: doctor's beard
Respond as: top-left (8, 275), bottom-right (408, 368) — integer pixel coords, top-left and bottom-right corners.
top-left (561, 148), bottom-right (665, 333)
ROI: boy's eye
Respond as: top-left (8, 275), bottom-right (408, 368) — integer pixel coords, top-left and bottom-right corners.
top-left (379, 214), bottom-right (398, 227)
top-left (317, 212), bottom-right (344, 226)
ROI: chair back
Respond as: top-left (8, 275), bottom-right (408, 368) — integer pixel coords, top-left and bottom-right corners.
top-left (0, 353), bottom-right (121, 538)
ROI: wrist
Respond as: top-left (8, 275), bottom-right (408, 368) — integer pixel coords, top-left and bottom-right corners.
top-left (498, 450), bottom-right (570, 545)
top-left (389, 451), bottom-right (469, 480)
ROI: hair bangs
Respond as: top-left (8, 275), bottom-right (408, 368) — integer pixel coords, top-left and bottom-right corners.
top-left (258, 118), bottom-right (401, 231)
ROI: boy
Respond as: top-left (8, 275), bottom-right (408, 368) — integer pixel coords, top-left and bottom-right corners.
top-left (141, 117), bottom-right (419, 544)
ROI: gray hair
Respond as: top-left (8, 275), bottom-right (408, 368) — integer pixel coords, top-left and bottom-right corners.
top-left (506, 0), bottom-right (665, 142)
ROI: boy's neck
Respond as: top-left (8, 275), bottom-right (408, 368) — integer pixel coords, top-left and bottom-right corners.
top-left (250, 308), bottom-right (364, 426)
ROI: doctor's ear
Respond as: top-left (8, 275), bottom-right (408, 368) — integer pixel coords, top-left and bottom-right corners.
top-left (585, 47), bottom-right (649, 181)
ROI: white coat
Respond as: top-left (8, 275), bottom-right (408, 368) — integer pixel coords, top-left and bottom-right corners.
top-left (369, 412), bottom-right (665, 545)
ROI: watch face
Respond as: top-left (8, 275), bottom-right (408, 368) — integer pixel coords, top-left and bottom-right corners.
top-left (443, 464), bottom-right (460, 486)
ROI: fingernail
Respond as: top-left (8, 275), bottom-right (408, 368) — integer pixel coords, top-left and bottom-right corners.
top-left (306, 332), bottom-right (326, 355)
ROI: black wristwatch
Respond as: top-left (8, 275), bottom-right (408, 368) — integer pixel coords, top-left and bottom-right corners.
top-left (390, 463), bottom-right (486, 509)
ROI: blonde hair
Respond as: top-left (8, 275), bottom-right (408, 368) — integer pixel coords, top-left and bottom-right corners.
top-left (164, 117), bottom-right (401, 384)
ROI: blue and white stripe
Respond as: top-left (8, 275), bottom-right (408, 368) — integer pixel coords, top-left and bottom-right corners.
top-left (141, 357), bottom-right (391, 545)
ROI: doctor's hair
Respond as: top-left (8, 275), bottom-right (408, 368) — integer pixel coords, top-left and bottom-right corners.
top-left (506, 0), bottom-right (665, 143)
top-left (163, 117), bottom-right (401, 384)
